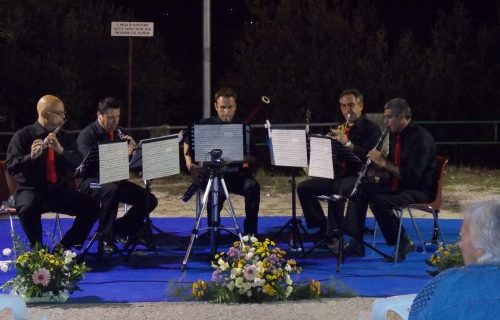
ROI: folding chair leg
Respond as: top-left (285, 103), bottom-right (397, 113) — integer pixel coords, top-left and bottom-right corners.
top-left (407, 208), bottom-right (426, 253)
top-left (371, 221), bottom-right (378, 256)
top-left (395, 209), bottom-right (404, 263)
top-left (430, 210), bottom-right (446, 246)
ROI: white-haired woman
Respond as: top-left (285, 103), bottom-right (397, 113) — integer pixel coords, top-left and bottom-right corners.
top-left (409, 198), bottom-right (500, 319)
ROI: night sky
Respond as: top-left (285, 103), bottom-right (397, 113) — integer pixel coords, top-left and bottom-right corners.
top-left (111, 0), bottom-right (498, 71)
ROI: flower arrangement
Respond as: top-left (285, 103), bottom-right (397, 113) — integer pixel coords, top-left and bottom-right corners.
top-left (192, 235), bottom-right (301, 303)
top-left (1, 245), bottom-right (89, 301)
top-left (426, 243), bottom-right (464, 276)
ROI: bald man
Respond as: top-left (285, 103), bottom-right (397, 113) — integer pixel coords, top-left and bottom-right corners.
top-left (6, 95), bottom-right (99, 249)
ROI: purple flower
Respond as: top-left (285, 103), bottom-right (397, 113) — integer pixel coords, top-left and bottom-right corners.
top-left (32, 268), bottom-right (51, 286)
top-left (211, 270), bottom-right (223, 284)
top-left (227, 247), bottom-right (240, 258)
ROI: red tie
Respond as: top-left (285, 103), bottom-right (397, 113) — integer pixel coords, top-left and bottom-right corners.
top-left (108, 131), bottom-right (114, 141)
top-left (46, 148), bottom-right (57, 183)
top-left (391, 134), bottom-right (401, 191)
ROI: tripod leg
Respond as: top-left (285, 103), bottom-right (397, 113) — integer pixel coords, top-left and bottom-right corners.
top-left (220, 178), bottom-right (244, 242)
top-left (181, 179), bottom-right (213, 271)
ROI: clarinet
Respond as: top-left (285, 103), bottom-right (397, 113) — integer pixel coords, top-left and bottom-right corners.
top-left (349, 127), bottom-right (389, 198)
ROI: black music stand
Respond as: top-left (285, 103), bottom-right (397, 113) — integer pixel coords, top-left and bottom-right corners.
top-left (306, 136), bottom-right (391, 270)
top-left (76, 141), bottom-right (129, 262)
top-left (266, 126), bottom-right (309, 256)
top-left (124, 134), bottom-right (181, 259)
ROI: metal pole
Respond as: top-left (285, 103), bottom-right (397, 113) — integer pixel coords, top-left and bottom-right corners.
top-left (128, 37), bottom-right (133, 132)
top-left (202, 0), bottom-right (211, 118)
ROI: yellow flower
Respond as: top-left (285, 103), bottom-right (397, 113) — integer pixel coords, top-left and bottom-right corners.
top-left (309, 280), bottom-right (321, 297)
top-left (192, 280), bottom-right (208, 298)
top-left (263, 284), bottom-right (277, 296)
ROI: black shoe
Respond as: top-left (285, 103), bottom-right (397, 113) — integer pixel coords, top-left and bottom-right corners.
top-left (385, 236), bottom-right (416, 262)
top-left (103, 241), bottom-right (114, 253)
top-left (343, 241), bottom-right (365, 257)
top-left (326, 238), bottom-right (340, 254)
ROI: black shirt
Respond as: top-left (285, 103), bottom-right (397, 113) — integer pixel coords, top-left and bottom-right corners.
top-left (6, 122), bottom-right (82, 191)
top-left (388, 121), bottom-right (437, 194)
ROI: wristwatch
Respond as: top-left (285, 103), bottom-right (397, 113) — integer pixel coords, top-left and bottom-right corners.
top-left (345, 140), bottom-right (352, 148)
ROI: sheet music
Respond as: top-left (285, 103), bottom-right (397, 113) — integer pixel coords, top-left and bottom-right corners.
top-left (194, 124), bottom-right (244, 162)
top-left (308, 136), bottom-right (335, 179)
top-left (269, 129), bottom-right (308, 167)
top-left (142, 135), bottom-right (180, 180)
top-left (99, 141), bottom-right (130, 184)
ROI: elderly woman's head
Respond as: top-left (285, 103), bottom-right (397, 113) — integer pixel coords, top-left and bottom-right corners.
top-left (459, 198), bottom-right (500, 265)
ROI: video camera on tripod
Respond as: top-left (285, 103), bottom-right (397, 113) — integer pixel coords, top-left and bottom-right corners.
top-left (182, 148), bottom-right (225, 202)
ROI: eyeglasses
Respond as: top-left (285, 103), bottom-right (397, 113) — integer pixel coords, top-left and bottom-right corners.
top-left (339, 103), bottom-right (357, 109)
top-left (49, 110), bottom-right (67, 117)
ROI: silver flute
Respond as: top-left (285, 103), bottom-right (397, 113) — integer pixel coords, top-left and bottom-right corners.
top-left (36, 119), bottom-right (67, 152)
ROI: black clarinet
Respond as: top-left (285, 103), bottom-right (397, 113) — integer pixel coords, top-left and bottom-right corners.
top-left (349, 127), bottom-right (389, 198)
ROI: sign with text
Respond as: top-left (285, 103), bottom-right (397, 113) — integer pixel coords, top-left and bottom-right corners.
top-left (111, 22), bottom-right (154, 37)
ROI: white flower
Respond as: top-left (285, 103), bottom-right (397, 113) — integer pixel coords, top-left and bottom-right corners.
top-left (247, 290), bottom-right (252, 297)
top-left (226, 281), bottom-right (235, 291)
top-left (0, 262), bottom-right (9, 272)
top-left (250, 236), bottom-right (258, 243)
top-left (234, 277), bottom-right (244, 288)
top-left (242, 235), bottom-right (249, 242)
top-left (285, 285), bottom-right (293, 297)
top-left (254, 278), bottom-right (266, 287)
top-left (2, 248), bottom-right (12, 256)
top-left (217, 258), bottom-right (229, 271)
top-left (245, 251), bottom-right (254, 260)
top-left (63, 250), bottom-right (76, 260)
top-left (285, 264), bottom-right (292, 272)
top-left (285, 278), bottom-right (293, 286)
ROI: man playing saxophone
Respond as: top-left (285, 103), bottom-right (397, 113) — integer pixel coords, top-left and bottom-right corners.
top-left (297, 88), bottom-right (381, 252)
top-left (6, 95), bottom-right (99, 249)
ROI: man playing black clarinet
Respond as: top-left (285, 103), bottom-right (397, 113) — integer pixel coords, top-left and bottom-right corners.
top-left (343, 98), bottom-right (436, 261)
top-left (297, 88), bottom-right (381, 252)
top-left (77, 97), bottom-right (158, 249)
top-left (183, 87), bottom-right (260, 235)
top-left (6, 95), bottom-right (99, 250)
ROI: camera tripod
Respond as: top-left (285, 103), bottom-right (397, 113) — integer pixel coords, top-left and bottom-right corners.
top-left (181, 159), bottom-right (244, 271)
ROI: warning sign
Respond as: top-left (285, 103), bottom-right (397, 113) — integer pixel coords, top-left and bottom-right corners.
top-left (111, 22), bottom-right (154, 37)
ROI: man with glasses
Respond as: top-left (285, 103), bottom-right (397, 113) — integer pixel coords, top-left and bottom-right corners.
top-left (297, 88), bottom-right (381, 252)
top-left (343, 98), bottom-right (437, 261)
top-left (6, 95), bottom-right (99, 249)
top-left (183, 87), bottom-right (260, 235)
top-left (77, 97), bottom-right (158, 250)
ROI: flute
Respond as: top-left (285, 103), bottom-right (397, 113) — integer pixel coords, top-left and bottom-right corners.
top-left (35, 119), bottom-right (67, 153)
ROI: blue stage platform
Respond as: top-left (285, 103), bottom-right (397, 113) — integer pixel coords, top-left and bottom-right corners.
top-left (0, 216), bottom-right (461, 303)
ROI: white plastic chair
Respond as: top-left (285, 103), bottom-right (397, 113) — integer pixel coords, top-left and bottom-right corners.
top-left (359, 293), bottom-right (417, 320)
top-left (0, 294), bottom-right (48, 320)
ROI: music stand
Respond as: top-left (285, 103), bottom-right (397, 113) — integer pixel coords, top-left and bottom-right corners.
top-left (307, 135), bottom-right (391, 270)
top-left (181, 123), bottom-right (245, 271)
top-left (124, 134), bottom-right (181, 259)
top-left (77, 140), bottom-right (129, 261)
top-left (266, 123), bottom-right (309, 256)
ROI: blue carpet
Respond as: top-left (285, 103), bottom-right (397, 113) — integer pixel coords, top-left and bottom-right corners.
top-left (0, 215), bottom-right (461, 303)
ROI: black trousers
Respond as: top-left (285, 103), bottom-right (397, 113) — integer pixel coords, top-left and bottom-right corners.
top-left (207, 171), bottom-right (260, 235)
top-left (344, 183), bottom-right (431, 245)
top-left (297, 176), bottom-right (356, 234)
top-left (15, 185), bottom-right (99, 248)
top-left (79, 179), bottom-right (158, 238)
